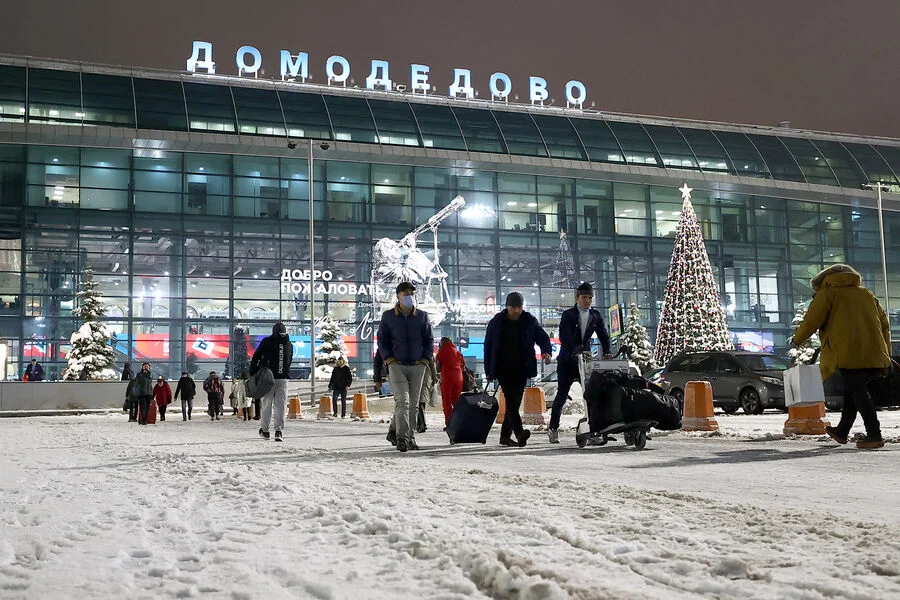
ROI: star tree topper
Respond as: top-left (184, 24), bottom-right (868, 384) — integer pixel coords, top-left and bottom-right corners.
top-left (678, 183), bottom-right (693, 200)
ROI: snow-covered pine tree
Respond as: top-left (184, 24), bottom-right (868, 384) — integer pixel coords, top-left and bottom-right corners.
top-left (653, 184), bottom-right (732, 367)
top-left (314, 314), bottom-right (346, 378)
top-left (230, 327), bottom-right (251, 377)
top-left (788, 305), bottom-right (819, 365)
top-left (621, 303), bottom-right (654, 373)
top-left (64, 267), bottom-right (117, 380)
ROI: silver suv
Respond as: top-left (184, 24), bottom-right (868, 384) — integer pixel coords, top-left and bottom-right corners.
top-left (659, 352), bottom-right (789, 414)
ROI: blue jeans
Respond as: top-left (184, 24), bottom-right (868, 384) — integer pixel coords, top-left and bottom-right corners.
top-left (332, 389), bottom-right (347, 417)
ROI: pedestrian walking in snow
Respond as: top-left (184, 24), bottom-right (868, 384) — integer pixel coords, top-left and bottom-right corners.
top-left (24, 359), bottom-right (44, 381)
top-left (121, 362), bottom-right (134, 381)
top-left (174, 371), bottom-right (196, 421)
top-left (328, 357), bottom-right (353, 418)
top-left (230, 374), bottom-right (251, 420)
top-left (203, 371), bottom-right (225, 421)
top-left (792, 264), bottom-right (892, 449)
top-left (417, 357), bottom-right (437, 432)
top-left (153, 376), bottom-right (173, 421)
top-left (436, 337), bottom-right (465, 427)
top-left (131, 363), bottom-right (154, 425)
top-left (547, 282), bottom-right (612, 444)
top-left (484, 292), bottom-right (552, 447)
top-left (378, 282), bottom-right (434, 452)
top-left (250, 322), bottom-right (293, 441)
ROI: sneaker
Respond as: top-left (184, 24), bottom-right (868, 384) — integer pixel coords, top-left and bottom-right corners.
top-left (824, 426), bottom-right (848, 445)
top-left (517, 430), bottom-right (531, 448)
top-left (408, 440), bottom-right (420, 451)
top-left (548, 429), bottom-right (560, 444)
top-left (397, 438), bottom-right (408, 453)
top-left (259, 428), bottom-right (270, 440)
top-left (386, 429), bottom-right (398, 447)
top-left (183, 417), bottom-right (187, 421)
top-left (856, 435), bottom-right (885, 450)
top-left (499, 437), bottom-right (518, 447)
top-left (215, 415), bottom-right (220, 421)
top-left (274, 430), bottom-right (283, 442)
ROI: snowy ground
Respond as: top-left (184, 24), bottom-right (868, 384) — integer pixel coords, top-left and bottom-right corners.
top-left (2, 410), bottom-right (899, 600)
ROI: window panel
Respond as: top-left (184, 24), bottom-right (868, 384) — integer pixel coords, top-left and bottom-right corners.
top-left (570, 119), bottom-right (625, 163)
top-left (842, 143), bottom-right (899, 188)
top-left (28, 68), bottom-right (82, 124)
top-left (745, 135), bottom-right (805, 183)
top-left (452, 107), bottom-right (506, 154)
top-left (0, 65), bottom-right (26, 122)
top-left (606, 121), bottom-right (659, 166)
top-left (807, 139), bottom-right (866, 188)
top-left (778, 137), bottom-right (838, 186)
top-left (712, 131), bottom-right (770, 178)
top-left (184, 82), bottom-right (237, 133)
top-left (409, 103), bottom-right (466, 150)
top-left (323, 96), bottom-right (377, 143)
top-left (278, 91), bottom-right (332, 139)
top-left (492, 111), bottom-right (547, 157)
top-left (869, 145), bottom-right (900, 189)
top-left (368, 99), bottom-right (421, 146)
top-left (531, 115), bottom-right (586, 160)
top-left (231, 86), bottom-right (286, 136)
top-left (134, 78), bottom-right (187, 131)
top-left (81, 72), bottom-right (135, 127)
top-left (643, 125), bottom-right (698, 170)
top-left (677, 128), bottom-right (734, 173)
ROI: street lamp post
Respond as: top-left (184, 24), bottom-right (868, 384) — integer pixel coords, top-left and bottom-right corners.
top-left (863, 181), bottom-right (891, 314)
top-left (308, 139), bottom-right (316, 408)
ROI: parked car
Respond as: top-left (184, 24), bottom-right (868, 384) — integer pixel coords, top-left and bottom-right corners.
top-left (822, 357), bottom-right (900, 411)
top-left (658, 351), bottom-right (790, 414)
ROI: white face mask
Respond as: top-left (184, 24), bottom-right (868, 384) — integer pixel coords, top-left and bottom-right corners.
top-left (400, 295), bottom-right (416, 309)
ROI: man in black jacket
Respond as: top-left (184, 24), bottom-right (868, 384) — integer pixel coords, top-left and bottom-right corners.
top-left (547, 282), bottom-right (612, 443)
top-left (174, 371), bottom-right (196, 421)
top-left (484, 292), bottom-right (552, 447)
top-left (250, 322), bottom-right (293, 441)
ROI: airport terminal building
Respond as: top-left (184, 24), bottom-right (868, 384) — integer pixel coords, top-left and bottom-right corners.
top-left (0, 53), bottom-right (898, 380)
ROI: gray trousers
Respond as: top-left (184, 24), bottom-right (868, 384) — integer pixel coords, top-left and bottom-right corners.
top-left (389, 363), bottom-right (426, 442)
top-left (260, 379), bottom-right (288, 433)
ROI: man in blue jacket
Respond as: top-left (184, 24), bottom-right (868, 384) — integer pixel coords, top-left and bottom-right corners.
top-left (548, 282), bottom-right (612, 443)
top-left (485, 292), bottom-right (552, 447)
top-left (377, 282), bottom-right (434, 452)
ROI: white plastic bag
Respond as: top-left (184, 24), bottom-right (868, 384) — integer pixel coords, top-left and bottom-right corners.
top-left (784, 364), bottom-right (825, 407)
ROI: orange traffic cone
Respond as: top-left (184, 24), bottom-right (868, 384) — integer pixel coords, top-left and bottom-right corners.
top-left (521, 387), bottom-right (548, 426)
top-left (783, 402), bottom-right (830, 435)
top-left (317, 396), bottom-right (333, 419)
top-left (287, 397), bottom-right (302, 419)
top-left (495, 389), bottom-right (506, 424)
top-left (351, 393), bottom-right (370, 420)
top-left (682, 381), bottom-right (718, 431)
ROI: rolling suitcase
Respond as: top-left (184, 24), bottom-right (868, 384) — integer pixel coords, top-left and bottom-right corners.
top-left (146, 401), bottom-right (158, 424)
top-left (446, 391), bottom-right (498, 444)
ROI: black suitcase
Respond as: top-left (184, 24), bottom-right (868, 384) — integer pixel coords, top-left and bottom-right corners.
top-left (628, 389), bottom-right (683, 430)
top-left (446, 391), bottom-right (499, 444)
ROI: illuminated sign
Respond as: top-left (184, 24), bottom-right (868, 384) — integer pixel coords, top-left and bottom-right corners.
top-left (186, 41), bottom-right (591, 108)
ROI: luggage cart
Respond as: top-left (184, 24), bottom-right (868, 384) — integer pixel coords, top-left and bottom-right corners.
top-left (573, 352), bottom-right (656, 450)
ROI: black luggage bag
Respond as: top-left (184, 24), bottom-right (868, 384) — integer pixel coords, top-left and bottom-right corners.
top-left (446, 391), bottom-right (499, 444)
top-left (584, 370), bottom-right (682, 432)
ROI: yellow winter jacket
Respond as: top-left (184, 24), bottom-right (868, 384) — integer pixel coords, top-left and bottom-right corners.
top-left (792, 268), bottom-right (891, 380)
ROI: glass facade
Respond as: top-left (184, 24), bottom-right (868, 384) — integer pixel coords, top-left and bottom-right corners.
top-left (0, 59), bottom-right (899, 380)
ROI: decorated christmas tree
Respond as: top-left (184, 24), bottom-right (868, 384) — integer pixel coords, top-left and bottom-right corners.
top-left (653, 184), bottom-right (732, 366)
top-left (788, 305), bottom-right (819, 365)
top-left (314, 314), bottom-right (347, 378)
top-left (621, 303), bottom-right (654, 373)
top-left (552, 230), bottom-right (579, 289)
top-left (230, 327), bottom-right (251, 377)
top-left (64, 267), bottom-right (117, 380)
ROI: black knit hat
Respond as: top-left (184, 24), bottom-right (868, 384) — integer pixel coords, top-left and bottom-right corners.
top-left (396, 281), bottom-right (416, 294)
top-left (505, 292), bottom-right (524, 307)
top-left (576, 282), bottom-right (593, 296)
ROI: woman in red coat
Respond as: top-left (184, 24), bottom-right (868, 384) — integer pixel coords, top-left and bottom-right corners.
top-left (435, 337), bottom-right (465, 426)
top-left (153, 376), bottom-right (173, 422)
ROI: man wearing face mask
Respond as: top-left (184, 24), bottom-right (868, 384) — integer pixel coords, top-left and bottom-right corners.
top-left (547, 282), bottom-right (612, 443)
top-left (377, 282), bottom-right (434, 452)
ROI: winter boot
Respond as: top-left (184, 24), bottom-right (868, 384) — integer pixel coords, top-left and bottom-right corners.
top-left (259, 428), bottom-right (270, 440)
top-left (824, 426), bottom-right (847, 445)
top-left (386, 429), bottom-right (398, 447)
top-left (397, 438), bottom-right (408, 453)
top-left (499, 437), bottom-right (518, 447)
top-left (517, 430), bottom-right (531, 448)
top-left (548, 429), bottom-right (560, 444)
top-left (408, 439), bottom-right (420, 451)
top-left (856, 435), bottom-right (884, 449)
top-left (274, 430), bottom-right (283, 442)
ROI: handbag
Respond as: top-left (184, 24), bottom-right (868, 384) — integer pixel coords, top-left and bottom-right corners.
top-left (246, 366), bottom-right (275, 397)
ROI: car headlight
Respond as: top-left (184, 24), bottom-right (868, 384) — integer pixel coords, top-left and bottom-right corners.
top-left (761, 376), bottom-right (783, 386)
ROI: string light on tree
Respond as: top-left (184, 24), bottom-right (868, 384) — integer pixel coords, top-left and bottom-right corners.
top-left (653, 184), bottom-right (732, 366)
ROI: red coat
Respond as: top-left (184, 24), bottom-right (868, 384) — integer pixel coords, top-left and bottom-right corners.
top-left (154, 381), bottom-right (173, 407)
top-left (436, 343), bottom-right (465, 375)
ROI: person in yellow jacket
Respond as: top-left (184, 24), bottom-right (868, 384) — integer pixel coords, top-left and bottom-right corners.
top-left (792, 264), bottom-right (891, 449)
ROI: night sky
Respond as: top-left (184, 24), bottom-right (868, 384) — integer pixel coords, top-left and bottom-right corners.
top-left (3, 0), bottom-right (899, 137)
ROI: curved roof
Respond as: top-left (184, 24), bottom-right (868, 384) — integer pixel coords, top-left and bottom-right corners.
top-left (1, 57), bottom-right (899, 191)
